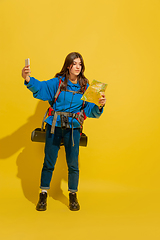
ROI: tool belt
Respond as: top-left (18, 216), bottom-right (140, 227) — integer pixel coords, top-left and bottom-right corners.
top-left (31, 107), bottom-right (87, 147)
top-left (48, 107), bottom-right (85, 134)
top-left (31, 108), bottom-right (87, 146)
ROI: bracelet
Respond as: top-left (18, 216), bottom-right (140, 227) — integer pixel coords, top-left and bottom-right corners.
top-left (99, 104), bottom-right (105, 108)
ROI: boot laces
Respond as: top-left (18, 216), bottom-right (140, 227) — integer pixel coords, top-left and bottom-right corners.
top-left (40, 192), bottom-right (47, 203)
top-left (70, 193), bottom-right (78, 203)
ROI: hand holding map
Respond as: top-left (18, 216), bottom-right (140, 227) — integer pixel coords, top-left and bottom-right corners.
top-left (81, 80), bottom-right (107, 107)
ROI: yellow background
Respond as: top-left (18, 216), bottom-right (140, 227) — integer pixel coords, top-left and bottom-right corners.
top-left (0, 0), bottom-right (160, 239)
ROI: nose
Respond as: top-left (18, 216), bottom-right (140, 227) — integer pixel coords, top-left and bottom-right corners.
top-left (76, 64), bottom-right (80, 69)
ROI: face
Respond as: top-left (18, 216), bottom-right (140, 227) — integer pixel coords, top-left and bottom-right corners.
top-left (68, 58), bottom-right (82, 77)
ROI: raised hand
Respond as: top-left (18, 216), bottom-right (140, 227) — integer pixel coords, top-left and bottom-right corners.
top-left (98, 92), bottom-right (106, 109)
top-left (22, 65), bottom-right (31, 83)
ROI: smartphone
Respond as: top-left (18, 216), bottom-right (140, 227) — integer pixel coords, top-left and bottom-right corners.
top-left (25, 58), bottom-right (30, 66)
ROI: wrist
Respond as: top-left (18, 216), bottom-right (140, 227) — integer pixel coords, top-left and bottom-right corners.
top-left (98, 104), bottom-right (105, 109)
top-left (25, 75), bottom-right (30, 83)
top-left (98, 104), bottom-right (105, 112)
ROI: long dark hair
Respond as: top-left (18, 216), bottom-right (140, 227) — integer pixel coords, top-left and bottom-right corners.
top-left (55, 52), bottom-right (88, 92)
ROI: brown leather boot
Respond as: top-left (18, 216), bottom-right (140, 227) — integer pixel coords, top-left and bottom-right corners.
top-left (36, 192), bottom-right (47, 211)
top-left (69, 193), bottom-right (80, 211)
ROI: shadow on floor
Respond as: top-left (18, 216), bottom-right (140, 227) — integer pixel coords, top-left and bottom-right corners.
top-left (0, 101), bottom-right (68, 206)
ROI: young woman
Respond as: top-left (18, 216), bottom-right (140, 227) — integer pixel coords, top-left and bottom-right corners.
top-left (22, 52), bottom-right (106, 211)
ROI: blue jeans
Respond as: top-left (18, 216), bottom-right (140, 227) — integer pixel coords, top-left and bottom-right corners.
top-left (40, 124), bottom-right (81, 192)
